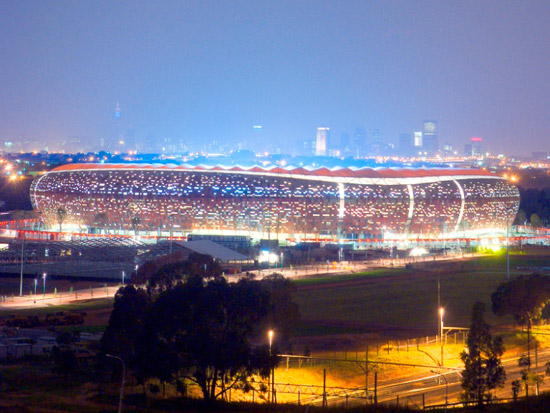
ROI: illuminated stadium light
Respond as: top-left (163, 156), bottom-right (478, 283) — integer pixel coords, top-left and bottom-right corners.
top-left (258, 250), bottom-right (279, 264)
top-left (410, 247), bottom-right (428, 257)
top-left (30, 164), bottom-right (520, 243)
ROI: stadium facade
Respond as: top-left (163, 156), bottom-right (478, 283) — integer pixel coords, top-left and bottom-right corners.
top-left (30, 164), bottom-right (520, 242)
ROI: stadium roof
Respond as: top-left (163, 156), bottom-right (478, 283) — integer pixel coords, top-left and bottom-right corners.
top-left (51, 163), bottom-right (496, 179)
top-left (175, 240), bottom-right (251, 262)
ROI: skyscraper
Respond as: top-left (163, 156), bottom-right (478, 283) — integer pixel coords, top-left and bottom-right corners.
top-left (352, 127), bottom-right (366, 157)
top-left (399, 133), bottom-right (412, 156)
top-left (471, 137), bottom-right (482, 156)
top-left (316, 127), bottom-right (330, 156)
top-left (423, 120), bottom-right (438, 154)
top-left (114, 102), bottom-right (121, 119)
top-left (113, 102), bottom-right (122, 152)
top-left (414, 131), bottom-right (423, 154)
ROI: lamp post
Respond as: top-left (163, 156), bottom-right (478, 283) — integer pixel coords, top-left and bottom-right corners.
top-left (506, 222), bottom-right (510, 280)
top-left (432, 370), bottom-right (448, 412)
top-left (122, 271), bottom-right (125, 286)
top-left (135, 264), bottom-right (138, 280)
top-left (106, 354), bottom-right (126, 413)
top-left (19, 238), bottom-right (24, 296)
top-left (268, 330), bottom-right (274, 403)
top-left (34, 278), bottom-right (37, 296)
top-left (42, 272), bottom-right (47, 295)
top-left (440, 307), bottom-right (444, 367)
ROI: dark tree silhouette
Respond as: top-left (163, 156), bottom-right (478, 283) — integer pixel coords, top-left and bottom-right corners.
top-left (146, 252), bottom-right (222, 294)
top-left (56, 206), bottom-right (67, 232)
top-left (102, 254), bottom-right (297, 402)
top-left (51, 331), bottom-right (79, 376)
top-left (148, 277), bottom-right (272, 401)
top-left (100, 285), bottom-right (152, 380)
top-left (460, 302), bottom-right (505, 406)
top-left (492, 274), bottom-right (550, 370)
top-left (261, 273), bottom-right (300, 351)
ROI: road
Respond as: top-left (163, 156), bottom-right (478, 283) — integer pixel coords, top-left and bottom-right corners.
top-left (0, 285), bottom-right (120, 309)
top-left (0, 251), bottom-right (478, 310)
top-left (374, 347), bottom-right (550, 408)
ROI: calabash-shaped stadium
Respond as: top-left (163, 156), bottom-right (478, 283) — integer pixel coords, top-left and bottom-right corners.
top-left (30, 164), bottom-right (520, 242)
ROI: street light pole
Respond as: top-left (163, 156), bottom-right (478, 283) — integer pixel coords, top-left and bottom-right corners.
top-left (440, 307), bottom-right (444, 367)
top-left (42, 272), bottom-right (47, 295)
top-left (268, 330), bottom-right (274, 403)
top-left (106, 354), bottom-right (126, 413)
top-left (441, 372), bottom-right (448, 412)
top-left (506, 222), bottom-right (510, 280)
top-left (122, 271), bottom-right (125, 286)
top-left (19, 238), bottom-right (24, 296)
top-left (431, 370), bottom-right (448, 412)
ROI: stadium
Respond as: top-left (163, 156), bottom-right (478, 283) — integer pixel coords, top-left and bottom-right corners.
top-left (29, 163), bottom-right (520, 243)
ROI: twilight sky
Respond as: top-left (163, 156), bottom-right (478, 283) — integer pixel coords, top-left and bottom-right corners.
top-left (1, 0), bottom-right (549, 156)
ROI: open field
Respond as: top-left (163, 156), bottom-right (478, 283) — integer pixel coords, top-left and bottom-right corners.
top-left (292, 248), bottom-right (550, 342)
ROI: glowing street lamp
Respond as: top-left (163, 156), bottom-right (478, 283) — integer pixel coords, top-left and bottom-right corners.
top-left (42, 272), bottom-right (47, 295)
top-left (122, 271), bottom-right (125, 286)
top-left (268, 330), bottom-right (275, 403)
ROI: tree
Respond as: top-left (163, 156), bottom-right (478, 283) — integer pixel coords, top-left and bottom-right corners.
top-left (101, 285), bottom-right (152, 382)
top-left (492, 274), bottom-right (550, 370)
top-left (131, 215), bottom-right (141, 235)
top-left (56, 206), bottom-right (67, 232)
top-left (530, 213), bottom-right (542, 228)
top-left (460, 302), bottom-right (506, 406)
top-left (146, 252), bottom-right (222, 294)
top-left (514, 209), bottom-right (527, 226)
top-left (261, 273), bottom-right (300, 351)
top-left (102, 255), bottom-right (299, 402)
top-left (148, 276), bottom-right (272, 401)
top-left (51, 331), bottom-right (79, 376)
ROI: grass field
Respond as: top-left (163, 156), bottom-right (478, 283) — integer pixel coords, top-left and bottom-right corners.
top-left (292, 249), bottom-right (550, 338)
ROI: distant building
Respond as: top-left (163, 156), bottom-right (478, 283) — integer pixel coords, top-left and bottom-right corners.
top-left (423, 121), bottom-right (438, 154)
top-left (399, 133), bottom-right (413, 156)
top-left (353, 128), bottom-right (366, 156)
top-left (531, 151), bottom-right (548, 161)
top-left (471, 137), bottom-right (482, 156)
top-left (443, 142), bottom-right (455, 155)
top-left (414, 131), bottom-right (423, 154)
top-left (315, 127), bottom-right (330, 156)
top-left (370, 129), bottom-right (383, 155)
top-left (340, 133), bottom-right (350, 155)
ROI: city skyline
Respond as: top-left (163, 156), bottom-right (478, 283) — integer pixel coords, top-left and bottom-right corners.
top-left (2, 1), bottom-right (550, 156)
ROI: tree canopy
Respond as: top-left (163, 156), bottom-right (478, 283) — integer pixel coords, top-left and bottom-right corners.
top-left (491, 274), bottom-right (550, 371)
top-left (101, 254), bottom-right (298, 402)
top-left (491, 274), bottom-right (550, 327)
top-left (461, 302), bottom-right (505, 406)
top-left (148, 277), bottom-right (272, 400)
